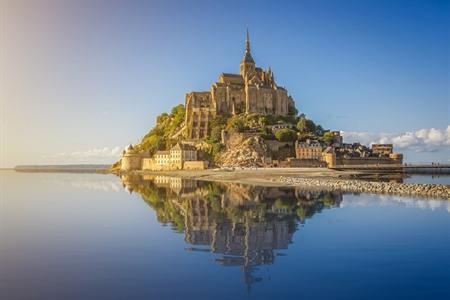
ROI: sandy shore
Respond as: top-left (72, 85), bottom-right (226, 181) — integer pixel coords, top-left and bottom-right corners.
top-left (130, 167), bottom-right (368, 186)
top-left (123, 168), bottom-right (449, 199)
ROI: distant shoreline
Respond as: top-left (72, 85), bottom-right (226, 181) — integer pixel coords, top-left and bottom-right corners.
top-left (8, 166), bottom-right (449, 198)
top-left (12, 164), bottom-right (110, 173)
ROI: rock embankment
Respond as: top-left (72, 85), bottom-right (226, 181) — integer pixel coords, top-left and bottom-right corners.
top-left (220, 135), bottom-right (270, 168)
top-left (279, 176), bottom-right (450, 199)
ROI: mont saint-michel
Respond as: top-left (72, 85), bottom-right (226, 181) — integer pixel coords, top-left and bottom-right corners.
top-left (3, 2), bottom-right (449, 300)
top-left (114, 31), bottom-right (404, 176)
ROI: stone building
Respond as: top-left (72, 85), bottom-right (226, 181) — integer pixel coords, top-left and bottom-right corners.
top-left (371, 144), bottom-right (393, 156)
top-left (185, 30), bottom-right (296, 139)
top-left (154, 151), bottom-right (171, 166)
top-left (295, 139), bottom-right (323, 160)
top-left (323, 144), bottom-right (403, 168)
top-left (322, 147), bottom-right (336, 168)
top-left (330, 131), bottom-right (343, 148)
top-left (170, 142), bottom-right (197, 167)
top-left (142, 142), bottom-right (199, 171)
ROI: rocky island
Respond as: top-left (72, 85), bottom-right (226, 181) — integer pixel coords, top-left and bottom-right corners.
top-left (110, 31), bottom-right (449, 200)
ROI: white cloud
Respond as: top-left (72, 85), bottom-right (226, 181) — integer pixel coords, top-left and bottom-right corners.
top-left (65, 146), bottom-right (123, 159)
top-left (341, 125), bottom-right (450, 152)
top-left (342, 194), bottom-right (450, 213)
top-left (46, 146), bottom-right (124, 163)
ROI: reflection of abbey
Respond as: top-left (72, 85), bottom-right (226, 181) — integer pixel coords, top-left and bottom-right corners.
top-left (120, 175), bottom-right (343, 287)
top-left (186, 30), bottom-right (295, 139)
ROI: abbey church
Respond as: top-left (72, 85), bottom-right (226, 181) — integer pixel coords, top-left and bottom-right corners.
top-left (185, 31), bottom-right (296, 139)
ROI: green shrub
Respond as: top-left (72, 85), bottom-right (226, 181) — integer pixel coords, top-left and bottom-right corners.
top-left (296, 116), bottom-right (316, 134)
top-left (209, 116), bottom-right (227, 143)
top-left (227, 115), bottom-right (246, 132)
top-left (275, 129), bottom-right (297, 142)
top-left (135, 104), bottom-right (186, 155)
top-left (323, 131), bottom-right (334, 144)
top-left (288, 105), bottom-right (299, 116)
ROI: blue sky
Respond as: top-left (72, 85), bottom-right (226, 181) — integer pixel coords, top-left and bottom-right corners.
top-left (1, 0), bottom-right (449, 167)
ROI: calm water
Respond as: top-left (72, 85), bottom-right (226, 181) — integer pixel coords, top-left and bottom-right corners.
top-left (404, 174), bottom-right (450, 185)
top-left (1, 172), bottom-right (449, 300)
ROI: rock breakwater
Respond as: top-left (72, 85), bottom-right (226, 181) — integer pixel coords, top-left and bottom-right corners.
top-left (279, 176), bottom-right (450, 199)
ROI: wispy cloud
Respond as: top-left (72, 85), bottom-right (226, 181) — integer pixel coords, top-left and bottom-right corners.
top-left (341, 126), bottom-right (450, 152)
top-left (342, 194), bottom-right (450, 213)
top-left (44, 146), bottom-right (124, 163)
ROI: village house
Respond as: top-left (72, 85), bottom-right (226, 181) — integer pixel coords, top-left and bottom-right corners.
top-left (154, 151), bottom-right (171, 166)
top-left (170, 143), bottom-right (197, 167)
top-left (371, 144), bottom-right (393, 156)
top-left (295, 139), bottom-right (323, 160)
top-left (142, 143), bottom-right (207, 171)
top-left (330, 131), bottom-right (343, 148)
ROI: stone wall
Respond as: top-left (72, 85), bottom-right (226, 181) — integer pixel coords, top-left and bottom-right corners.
top-left (335, 156), bottom-right (402, 166)
top-left (265, 140), bottom-right (293, 152)
top-left (142, 160), bottom-right (183, 171)
top-left (286, 158), bottom-right (327, 168)
top-left (320, 151), bottom-right (403, 168)
top-left (142, 158), bottom-right (208, 171)
top-left (184, 161), bottom-right (209, 170)
top-left (322, 152), bottom-right (336, 168)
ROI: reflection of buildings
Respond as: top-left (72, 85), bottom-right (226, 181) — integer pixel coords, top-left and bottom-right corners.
top-left (184, 197), bottom-right (293, 265)
top-left (120, 175), bottom-right (342, 288)
top-left (153, 176), bottom-right (197, 195)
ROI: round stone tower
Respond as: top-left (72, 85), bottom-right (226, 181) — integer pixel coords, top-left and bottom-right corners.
top-left (121, 144), bottom-right (143, 171)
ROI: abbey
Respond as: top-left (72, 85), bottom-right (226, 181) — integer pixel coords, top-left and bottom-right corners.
top-left (185, 31), bottom-right (296, 139)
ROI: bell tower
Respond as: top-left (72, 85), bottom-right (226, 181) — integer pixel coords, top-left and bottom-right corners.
top-left (239, 29), bottom-right (256, 79)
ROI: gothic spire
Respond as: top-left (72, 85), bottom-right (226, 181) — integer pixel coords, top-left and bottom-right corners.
top-left (246, 28), bottom-right (250, 52)
top-left (242, 28), bottom-right (254, 64)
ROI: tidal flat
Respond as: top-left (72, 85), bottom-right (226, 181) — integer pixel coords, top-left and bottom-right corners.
top-left (123, 168), bottom-right (450, 199)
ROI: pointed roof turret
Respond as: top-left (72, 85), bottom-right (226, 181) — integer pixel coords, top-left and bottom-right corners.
top-left (242, 28), bottom-right (255, 64)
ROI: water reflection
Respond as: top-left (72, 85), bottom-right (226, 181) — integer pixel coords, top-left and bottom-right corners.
top-left (120, 174), bottom-right (343, 287)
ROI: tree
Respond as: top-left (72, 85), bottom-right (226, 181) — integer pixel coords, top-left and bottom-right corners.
top-left (275, 129), bottom-right (297, 142)
top-left (315, 125), bottom-right (324, 136)
top-left (227, 115), bottom-right (246, 132)
top-left (156, 113), bottom-right (169, 124)
top-left (296, 116), bottom-right (316, 134)
top-left (288, 105), bottom-right (299, 116)
top-left (209, 116), bottom-right (227, 143)
top-left (259, 116), bottom-right (269, 127)
top-left (170, 104), bottom-right (185, 118)
top-left (141, 134), bottom-right (165, 155)
top-left (323, 131), bottom-right (334, 144)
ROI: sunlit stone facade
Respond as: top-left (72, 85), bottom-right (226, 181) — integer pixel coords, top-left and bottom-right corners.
top-left (185, 31), bottom-right (296, 139)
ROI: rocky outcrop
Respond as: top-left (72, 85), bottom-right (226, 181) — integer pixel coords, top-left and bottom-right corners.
top-left (279, 176), bottom-right (450, 200)
top-left (219, 135), bottom-right (271, 167)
